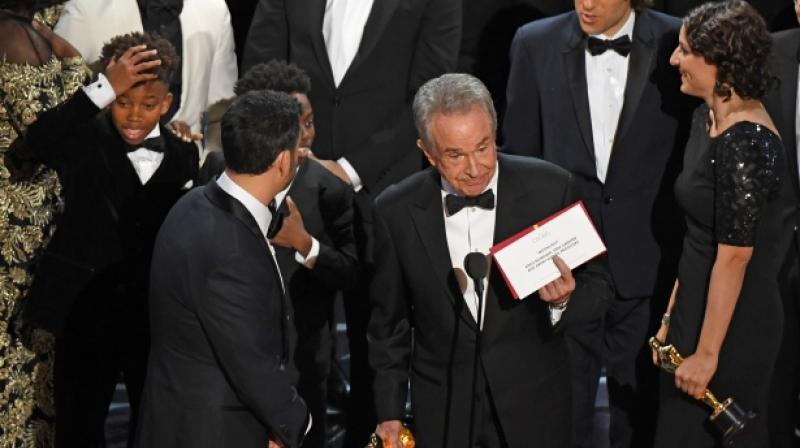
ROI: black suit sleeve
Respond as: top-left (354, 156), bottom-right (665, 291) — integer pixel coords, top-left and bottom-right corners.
top-left (554, 176), bottom-right (614, 329)
top-left (310, 175), bottom-right (359, 290)
top-left (241, 0), bottom-right (288, 72)
top-left (367, 202), bottom-right (412, 422)
top-left (502, 28), bottom-right (543, 158)
top-left (26, 88), bottom-right (100, 167)
top-left (196, 250), bottom-right (308, 447)
top-left (347, 0), bottom-right (461, 190)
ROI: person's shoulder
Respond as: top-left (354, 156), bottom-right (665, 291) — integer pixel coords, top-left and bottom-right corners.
top-left (499, 153), bottom-right (571, 183)
top-left (162, 127), bottom-right (201, 159)
top-left (639, 9), bottom-right (681, 34)
top-left (375, 168), bottom-right (436, 210)
top-left (773, 28), bottom-right (800, 58)
top-left (516, 12), bottom-right (575, 42)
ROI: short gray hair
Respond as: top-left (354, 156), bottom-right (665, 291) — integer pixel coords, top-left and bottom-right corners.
top-left (412, 73), bottom-right (497, 148)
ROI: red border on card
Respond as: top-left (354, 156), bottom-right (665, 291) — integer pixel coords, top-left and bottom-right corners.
top-left (489, 200), bottom-right (607, 300)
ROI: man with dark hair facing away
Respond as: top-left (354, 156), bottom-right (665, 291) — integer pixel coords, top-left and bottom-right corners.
top-left (23, 32), bottom-right (198, 446)
top-left (136, 89), bottom-right (311, 447)
top-left (201, 60), bottom-right (358, 448)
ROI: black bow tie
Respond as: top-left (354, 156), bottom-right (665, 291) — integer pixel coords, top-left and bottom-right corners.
top-left (267, 199), bottom-right (288, 239)
top-left (587, 35), bottom-right (632, 57)
top-left (445, 190), bottom-right (495, 216)
top-left (127, 136), bottom-right (165, 153)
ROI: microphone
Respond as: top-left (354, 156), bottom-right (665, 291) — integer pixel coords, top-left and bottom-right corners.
top-left (464, 252), bottom-right (488, 305)
top-left (464, 251), bottom-right (489, 448)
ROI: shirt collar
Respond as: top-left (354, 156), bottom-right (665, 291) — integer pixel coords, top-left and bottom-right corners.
top-left (141, 124), bottom-right (161, 142)
top-left (216, 172), bottom-right (273, 238)
top-left (590, 10), bottom-right (635, 40)
top-left (440, 160), bottom-right (499, 197)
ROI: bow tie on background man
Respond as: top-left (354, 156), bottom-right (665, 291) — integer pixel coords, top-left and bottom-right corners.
top-left (445, 189), bottom-right (495, 216)
top-left (267, 199), bottom-right (289, 239)
top-left (587, 35), bottom-right (632, 57)
top-left (127, 136), bottom-right (165, 153)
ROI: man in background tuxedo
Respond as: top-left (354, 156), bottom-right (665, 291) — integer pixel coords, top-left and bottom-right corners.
top-left (243, 1), bottom-right (461, 444)
top-left (369, 73), bottom-right (613, 448)
top-left (764, 10), bottom-right (800, 446)
top-left (137, 91), bottom-right (309, 448)
top-left (503, 1), bottom-right (694, 446)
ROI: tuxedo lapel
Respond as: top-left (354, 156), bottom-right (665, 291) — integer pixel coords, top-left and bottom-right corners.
top-left (612, 11), bottom-right (656, 155)
top-left (340, 0), bottom-right (400, 87)
top-left (306, 0), bottom-right (336, 88)
top-left (562, 16), bottom-right (595, 159)
top-left (204, 181), bottom-right (269, 251)
top-left (411, 169), bottom-right (478, 330)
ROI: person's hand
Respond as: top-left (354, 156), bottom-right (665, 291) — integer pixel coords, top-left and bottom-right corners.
top-left (304, 151), bottom-right (352, 186)
top-left (674, 351), bottom-right (718, 399)
top-left (31, 20), bottom-right (80, 59)
top-left (167, 121), bottom-right (203, 143)
top-left (298, 147), bottom-right (313, 160)
top-left (104, 45), bottom-right (160, 96)
top-left (652, 322), bottom-right (669, 366)
top-left (537, 255), bottom-right (575, 304)
top-left (270, 196), bottom-right (312, 256)
top-left (267, 435), bottom-right (286, 448)
top-left (376, 420), bottom-right (403, 448)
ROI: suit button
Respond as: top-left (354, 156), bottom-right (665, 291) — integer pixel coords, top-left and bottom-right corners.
top-left (604, 195), bottom-right (614, 204)
top-left (333, 95), bottom-right (341, 106)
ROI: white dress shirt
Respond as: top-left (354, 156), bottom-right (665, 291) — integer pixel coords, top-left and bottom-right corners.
top-left (585, 11), bottom-right (635, 183)
top-left (83, 73), bottom-right (164, 185)
top-left (322, 0), bottom-right (374, 193)
top-left (441, 168), bottom-right (499, 329)
top-left (323, 0), bottom-right (374, 88)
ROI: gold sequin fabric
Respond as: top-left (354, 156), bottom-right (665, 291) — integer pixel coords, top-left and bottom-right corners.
top-left (32, 5), bottom-right (65, 29)
top-left (0, 55), bottom-right (89, 447)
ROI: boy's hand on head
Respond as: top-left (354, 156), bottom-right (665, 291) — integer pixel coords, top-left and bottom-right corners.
top-left (31, 20), bottom-right (80, 59)
top-left (105, 45), bottom-right (161, 96)
top-left (167, 121), bottom-right (203, 143)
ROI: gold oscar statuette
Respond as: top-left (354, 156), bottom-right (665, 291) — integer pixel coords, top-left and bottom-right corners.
top-left (649, 337), bottom-right (755, 446)
top-left (365, 426), bottom-right (415, 448)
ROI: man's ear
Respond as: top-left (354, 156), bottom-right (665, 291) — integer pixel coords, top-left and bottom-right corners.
top-left (417, 138), bottom-right (437, 168)
top-left (159, 92), bottom-right (174, 116)
top-left (275, 149), bottom-right (293, 176)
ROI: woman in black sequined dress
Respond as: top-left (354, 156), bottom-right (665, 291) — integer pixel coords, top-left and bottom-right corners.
top-left (652, 1), bottom-right (794, 446)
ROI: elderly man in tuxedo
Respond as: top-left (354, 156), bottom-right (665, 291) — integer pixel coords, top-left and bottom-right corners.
top-left (368, 74), bottom-right (614, 448)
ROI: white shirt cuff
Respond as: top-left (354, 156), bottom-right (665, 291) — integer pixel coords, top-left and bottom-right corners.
top-left (82, 73), bottom-right (116, 109)
top-left (549, 303), bottom-right (568, 325)
top-left (295, 237), bottom-right (320, 269)
top-left (337, 157), bottom-right (363, 192)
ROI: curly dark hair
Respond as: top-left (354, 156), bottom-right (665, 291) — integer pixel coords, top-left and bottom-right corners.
top-left (684, 0), bottom-right (774, 101)
top-left (98, 32), bottom-right (180, 84)
top-left (222, 90), bottom-right (301, 175)
top-left (235, 60), bottom-right (311, 96)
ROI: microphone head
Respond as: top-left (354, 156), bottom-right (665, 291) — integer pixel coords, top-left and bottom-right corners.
top-left (464, 252), bottom-right (489, 281)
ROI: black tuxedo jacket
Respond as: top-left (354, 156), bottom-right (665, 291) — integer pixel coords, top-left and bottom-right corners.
top-left (242, 0), bottom-right (461, 194)
top-left (368, 154), bottom-right (614, 448)
top-left (503, 10), bottom-right (694, 299)
top-left (765, 28), bottom-right (800, 250)
top-left (136, 181), bottom-right (308, 448)
top-left (23, 89), bottom-right (198, 333)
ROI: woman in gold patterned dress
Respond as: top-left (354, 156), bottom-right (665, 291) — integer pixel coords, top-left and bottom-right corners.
top-left (0, 1), bottom-right (90, 445)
